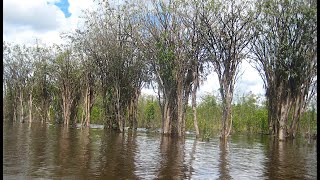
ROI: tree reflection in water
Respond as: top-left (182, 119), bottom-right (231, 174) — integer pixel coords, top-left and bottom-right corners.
top-left (96, 130), bottom-right (138, 179)
top-left (218, 140), bottom-right (231, 180)
top-left (157, 136), bottom-right (186, 179)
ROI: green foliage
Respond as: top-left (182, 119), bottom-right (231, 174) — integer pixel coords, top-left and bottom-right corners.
top-left (90, 95), bottom-right (104, 125)
top-left (298, 108), bottom-right (317, 136)
top-left (145, 100), bottom-right (156, 128)
top-left (90, 106), bottom-right (103, 124)
top-left (184, 93), bottom-right (269, 137)
top-left (137, 95), bottom-right (162, 129)
top-left (184, 106), bottom-right (194, 131)
top-left (232, 93), bottom-right (268, 134)
top-left (195, 94), bottom-right (221, 137)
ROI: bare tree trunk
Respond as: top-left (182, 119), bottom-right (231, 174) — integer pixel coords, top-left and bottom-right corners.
top-left (82, 86), bottom-right (87, 126)
top-left (115, 86), bottom-right (124, 132)
top-left (103, 90), bottom-right (113, 129)
top-left (13, 107), bottom-right (17, 122)
top-left (29, 92), bottom-right (32, 123)
top-left (288, 94), bottom-right (301, 138)
top-left (192, 86), bottom-right (200, 138)
top-left (65, 101), bottom-right (71, 126)
top-left (19, 88), bottom-right (24, 123)
top-left (221, 90), bottom-right (232, 140)
top-left (47, 106), bottom-right (51, 123)
top-left (62, 86), bottom-right (72, 126)
top-left (41, 99), bottom-right (45, 124)
top-left (81, 101), bottom-right (85, 126)
top-left (127, 91), bottom-right (139, 130)
top-left (267, 85), bottom-right (280, 137)
top-left (133, 89), bottom-right (139, 129)
top-left (128, 98), bottom-right (134, 129)
top-left (85, 85), bottom-right (91, 127)
top-left (177, 83), bottom-right (184, 136)
top-left (163, 99), bottom-right (171, 135)
top-left (87, 99), bottom-right (91, 127)
top-left (85, 86), bottom-right (88, 126)
top-left (63, 92), bottom-right (66, 124)
top-left (278, 94), bottom-right (292, 141)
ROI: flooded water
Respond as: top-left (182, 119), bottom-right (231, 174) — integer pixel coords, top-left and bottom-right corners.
top-left (3, 122), bottom-right (317, 179)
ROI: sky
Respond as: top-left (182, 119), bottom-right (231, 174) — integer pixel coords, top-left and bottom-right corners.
top-left (3, 0), bottom-right (266, 101)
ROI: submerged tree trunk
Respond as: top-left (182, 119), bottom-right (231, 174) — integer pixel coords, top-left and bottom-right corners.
top-left (220, 78), bottom-right (233, 140)
top-left (266, 84), bottom-right (281, 137)
top-left (115, 85), bottom-right (125, 132)
top-left (177, 81), bottom-right (184, 136)
top-left (192, 85), bottom-right (200, 138)
top-left (133, 90), bottom-right (139, 129)
top-left (62, 86), bottom-right (72, 126)
top-left (162, 98), bottom-right (172, 135)
top-left (86, 86), bottom-right (90, 126)
top-left (19, 87), bottom-right (24, 123)
top-left (81, 88), bottom-right (87, 126)
top-left (161, 90), bottom-right (179, 136)
top-left (288, 93), bottom-right (303, 138)
top-left (13, 104), bottom-right (17, 122)
top-left (278, 96), bottom-right (291, 141)
top-left (29, 92), bottom-right (32, 123)
top-left (128, 98), bottom-right (134, 129)
top-left (128, 88), bottom-right (140, 130)
top-left (85, 85), bottom-right (94, 127)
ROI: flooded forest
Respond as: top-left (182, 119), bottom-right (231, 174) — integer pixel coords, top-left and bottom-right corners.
top-left (3, 0), bottom-right (317, 179)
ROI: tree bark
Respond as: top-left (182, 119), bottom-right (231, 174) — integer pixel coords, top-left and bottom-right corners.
top-left (133, 89), bottom-right (139, 129)
top-left (128, 88), bottom-right (139, 130)
top-left (220, 81), bottom-right (233, 140)
top-left (62, 86), bottom-right (72, 126)
top-left (115, 86), bottom-right (124, 132)
top-left (128, 98), bottom-right (134, 129)
top-left (19, 87), bottom-right (24, 123)
top-left (177, 81), bottom-right (184, 136)
top-left (288, 94), bottom-right (301, 138)
top-left (29, 92), bottom-right (32, 123)
top-left (278, 82), bottom-right (292, 141)
top-left (81, 89), bottom-right (87, 126)
top-left (192, 85), bottom-right (200, 138)
top-left (163, 99), bottom-right (171, 135)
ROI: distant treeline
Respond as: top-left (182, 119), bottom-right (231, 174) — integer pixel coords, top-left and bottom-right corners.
top-left (3, 0), bottom-right (317, 141)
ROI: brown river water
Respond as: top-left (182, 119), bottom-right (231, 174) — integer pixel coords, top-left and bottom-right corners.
top-left (3, 122), bottom-right (317, 179)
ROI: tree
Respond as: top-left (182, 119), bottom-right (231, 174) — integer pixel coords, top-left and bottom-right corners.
top-left (31, 43), bottom-right (53, 123)
top-left (140, 0), bottom-right (206, 136)
top-left (72, 0), bottom-right (149, 132)
top-left (250, 0), bottom-right (317, 140)
top-left (199, 0), bottom-right (257, 140)
top-left (50, 45), bottom-right (81, 126)
top-left (3, 42), bottom-right (33, 123)
top-left (179, 0), bottom-right (208, 138)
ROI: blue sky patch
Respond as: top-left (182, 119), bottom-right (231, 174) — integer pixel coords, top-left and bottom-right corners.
top-left (52, 0), bottom-right (72, 18)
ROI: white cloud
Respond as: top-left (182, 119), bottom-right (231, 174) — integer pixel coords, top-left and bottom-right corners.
top-left (198, 72), bottom-right (220, 95)
top-left (4, 0), bottom-right (63, 43)
top-left (236, 60), bottom-right (265, 96)
top-left (3, 0), bottom-right (95, 45)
